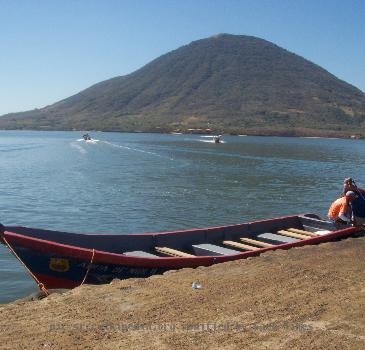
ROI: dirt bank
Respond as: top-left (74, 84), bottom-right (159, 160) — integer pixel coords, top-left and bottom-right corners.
top-left (0, 236), bottom-right (364, 350)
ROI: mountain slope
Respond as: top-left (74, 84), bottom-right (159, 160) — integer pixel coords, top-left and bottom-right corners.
top-left (1, 34), bottom-right (365, 136)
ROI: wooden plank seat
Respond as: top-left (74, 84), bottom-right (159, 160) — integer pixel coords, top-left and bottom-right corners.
top-left (277, 230), bottom-right (309, 240)
top-left (239, 237), bottom-right (274, 248)
top-left (313, 230), bottom-right (332, 235)
top-left (223, 240), bottom-right (259, 251)
top-left (286, 228), bottom-right (319, 237)
top-left (298, 215), bottom-right (337, 231)
top-left (257, 232), bottom-right (298, 243)
top-left (124, 250), bottom-right (159, 258)
top-left (155, 247), bottom-right (195, 257)
top-left (192, 243), bottom-right (240, 256)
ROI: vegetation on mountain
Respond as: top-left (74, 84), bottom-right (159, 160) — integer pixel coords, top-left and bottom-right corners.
top-left (1, 34), bottom-right (365, 137)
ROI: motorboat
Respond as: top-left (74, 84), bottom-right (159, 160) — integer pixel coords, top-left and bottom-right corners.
top-left (213, 135), bottom-right (221, 143)
top-left (82, 134), bottom-right (92, 141)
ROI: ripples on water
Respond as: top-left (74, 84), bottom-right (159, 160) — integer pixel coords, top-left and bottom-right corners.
top-left (1, 130), bottom-right (364, 302)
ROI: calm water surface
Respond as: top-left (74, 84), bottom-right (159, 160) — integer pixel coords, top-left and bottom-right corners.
top-left (1, 131), bottom-right (364, 303)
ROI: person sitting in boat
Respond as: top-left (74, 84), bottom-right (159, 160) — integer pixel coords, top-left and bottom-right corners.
top-left (341, 178), bottom-right (365, 225)
top-left (83, 134), bottom-right (91, 141)
top-left (328, 191), bottom-right (358, 225)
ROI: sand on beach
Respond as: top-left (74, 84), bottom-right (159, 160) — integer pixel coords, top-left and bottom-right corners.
top-left (0, 235), bottom-right (364, 350)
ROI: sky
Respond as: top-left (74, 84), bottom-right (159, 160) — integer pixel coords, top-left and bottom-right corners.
top-left (0, 0), bottom-right (364, 116)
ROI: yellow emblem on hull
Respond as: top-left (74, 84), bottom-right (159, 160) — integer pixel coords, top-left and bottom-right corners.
top-left (49, 258), bottom-right (70, 272)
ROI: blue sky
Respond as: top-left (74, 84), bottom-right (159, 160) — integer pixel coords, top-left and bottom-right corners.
top-left (1, 0), bottom-right (364, 116)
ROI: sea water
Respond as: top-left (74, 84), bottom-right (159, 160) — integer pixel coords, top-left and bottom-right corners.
top-left (1, 130), bottom-right (364, 303)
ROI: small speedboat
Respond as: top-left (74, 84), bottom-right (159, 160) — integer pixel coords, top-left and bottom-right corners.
top-left (82, 134), bottom-right (92, 141)
top-left (0, 214), bottom-right (361, 290)
top-left (213, 135), bottom-right (221, 143)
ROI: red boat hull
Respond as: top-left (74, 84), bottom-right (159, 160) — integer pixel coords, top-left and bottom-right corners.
top-left (0, 214), bottom-right (360, 290)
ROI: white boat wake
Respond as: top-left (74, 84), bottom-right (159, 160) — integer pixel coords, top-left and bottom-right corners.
top-left (198, 139), bottom-right (226, 144)
top-left (76, 138), bottom-right (99, 143)
top-left (101, 141), bottom-right (174, 160)
top-left (70, 142), bottom-right (87, 154)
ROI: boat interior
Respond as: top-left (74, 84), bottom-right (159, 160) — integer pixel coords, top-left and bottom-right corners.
top-left (6, 214), bottom-right (342, 258)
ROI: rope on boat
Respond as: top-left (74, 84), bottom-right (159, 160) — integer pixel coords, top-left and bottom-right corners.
top-left (80, 248), bottom-right (95, 286)
top-left (2, 236), bottom-right (50, 296)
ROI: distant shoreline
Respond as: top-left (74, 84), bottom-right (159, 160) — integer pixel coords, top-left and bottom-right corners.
top-left (0, 128), bottom-right (363, 140)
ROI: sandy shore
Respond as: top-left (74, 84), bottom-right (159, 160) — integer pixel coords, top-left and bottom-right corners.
top-left (0, 236), bottom-right (364, 350)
